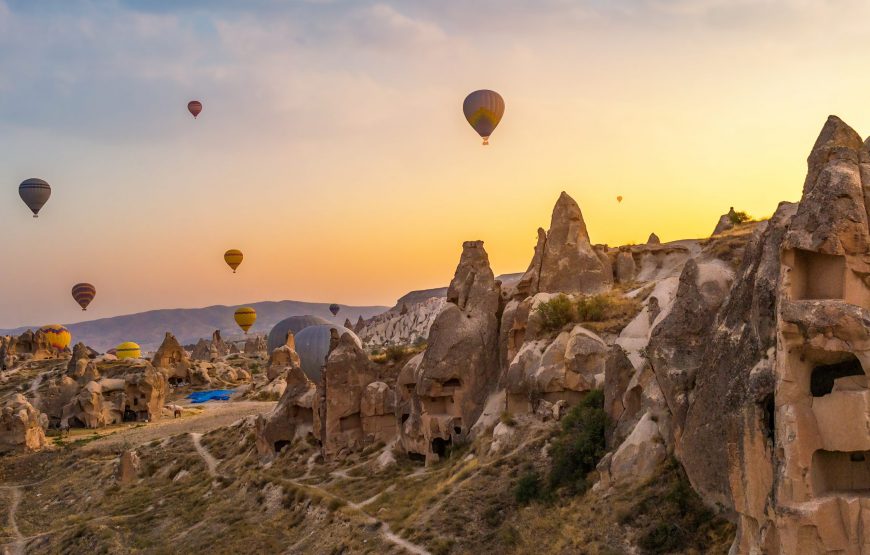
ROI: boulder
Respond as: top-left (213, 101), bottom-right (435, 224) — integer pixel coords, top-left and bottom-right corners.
top-left (0, 394), bottom-right (48, 453)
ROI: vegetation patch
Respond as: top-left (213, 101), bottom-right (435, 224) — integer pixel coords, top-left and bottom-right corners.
top-left (548, 390), bottom-right (607, 495)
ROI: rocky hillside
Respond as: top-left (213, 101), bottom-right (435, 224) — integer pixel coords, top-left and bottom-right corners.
top-left (0, 300), bottom-right (388, 352)
top-left (3, 115), bottom-right (868, 554)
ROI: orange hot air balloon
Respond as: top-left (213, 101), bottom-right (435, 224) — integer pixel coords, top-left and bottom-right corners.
top-left (616, 195), bottom-right (623, 203)
top-left (188, 100), bottom-right (203, 119)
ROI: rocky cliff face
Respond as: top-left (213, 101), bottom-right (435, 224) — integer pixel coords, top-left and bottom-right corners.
top-left (0, 394), bottom-right (48, 453)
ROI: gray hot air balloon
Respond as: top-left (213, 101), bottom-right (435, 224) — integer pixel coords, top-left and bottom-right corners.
top-left (19, 178), bottom-right (51, 218)
top-left (266, 314), bottom-right (331, 353)
top-left (295, 324), bottom-right (361, 384)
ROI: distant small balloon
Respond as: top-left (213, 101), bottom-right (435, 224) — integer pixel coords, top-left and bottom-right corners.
top-left (463, 90), bottom-right (505, 145)
top-left (71, 283), bottom-right (96, 311)
top-left (19, 178), bottom-right (51, 218)
top-left (234, 307), bottom-right (257, 334)
top-left (224, 249), bottom-right (243, 273)
top-left (329, 304), bottom-right (340, 316)
top-left (616, 195), bottom-right (623, 203)
top-left (188, 100), bottom-right (203, 119)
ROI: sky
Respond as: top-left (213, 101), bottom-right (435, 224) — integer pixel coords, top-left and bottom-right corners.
top-left (2, 0), bottom-right (870, 328)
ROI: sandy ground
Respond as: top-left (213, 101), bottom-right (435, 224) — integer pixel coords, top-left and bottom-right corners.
top-left (82, 400), bottom-right (276, 450)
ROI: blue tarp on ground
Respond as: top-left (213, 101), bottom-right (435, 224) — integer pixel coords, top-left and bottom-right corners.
top-left (186, 389), bottom-right (234, 403)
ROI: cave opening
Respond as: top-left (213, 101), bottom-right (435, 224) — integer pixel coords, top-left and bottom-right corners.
top-left (810, 355), bottom-right (864, 397)
top-left (431, 437), bottom-right (451, 458)
top-left (274, 440), bottom-right (290, 453)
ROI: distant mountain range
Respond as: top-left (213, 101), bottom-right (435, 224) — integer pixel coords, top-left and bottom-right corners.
top-left (0, 301), bottom-right (388, 352)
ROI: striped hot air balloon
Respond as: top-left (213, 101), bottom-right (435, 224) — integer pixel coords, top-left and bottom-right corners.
top-left (39, 325), bottom-right (71, 352)
top-left (463, 90), bottom-right (505, 145)
top-left (329, 304), bottom-right (340, 316)
top-left (234, 307), bottom-right (257, 334)
top-left (188, 100), bottom-right (202, 119)
top-left (224, 249), bottom-right (243, 273)
top-left (71, 283), bottom-right (96, 311)
top-left (115, 342), bottom-right (141, 360)
top-left (19, 178), bottom-right (51, 218)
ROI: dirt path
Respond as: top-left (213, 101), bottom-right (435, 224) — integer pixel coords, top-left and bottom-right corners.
top-left (4, 487), bottom-right (23, 555)
top-left (27, 370), bottom-right (50, 410)
top-left (83, 401), bottom-right (275, 450)
top-left (190, 433), bottom-right (220, 477)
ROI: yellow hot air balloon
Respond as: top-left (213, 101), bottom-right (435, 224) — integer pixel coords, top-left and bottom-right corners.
top-left (115, 342), bottom-right (141, 360)
top-left (224, 249), bottom-right (243, 273)
top-left (234, 307), bottom-right (257, 334)
top-left (39, 325), bottom-right (71, 352)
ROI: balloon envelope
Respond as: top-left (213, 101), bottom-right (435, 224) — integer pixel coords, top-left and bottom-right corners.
top-left (39, 325), bottom-right (71, 351)
top-left (463, 90), bottom-right (505, 145)
top-left (19, 178), bottom-right (51, 218)
top-left (224, 249), bottom-right (243, 273)
top-left (295, 324), bottom-right (361, 384)
top-left (329, 304), bottom-right (340, 316)
top-left (188, 100), bottom-right (202, 118)
top-left (71, 283), bottom-right (96, 311)
top-left (616, 196), bottom-right (623, 203)
top-left (116, 342), bottom-right (141, 360)
top-left (234, 307), bottom-right (257, 334)
top-left (267, 315), bottom-right (331, 353)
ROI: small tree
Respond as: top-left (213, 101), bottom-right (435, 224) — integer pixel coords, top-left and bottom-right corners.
top-left (535, 294), bottom-right (575, 332)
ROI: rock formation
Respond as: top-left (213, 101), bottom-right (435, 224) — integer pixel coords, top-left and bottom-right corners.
top-left (647, 232), bottom-right (660, 244)
top-left (244, 335), bottom-right (267, 355)
top-left (151, 332), bottom-right (192, 384)
top-left (401, 240), bottom-right (501, 463)
top-left (0, 394), bottom-right (48, 453)
top-left (356, 296), bottom-right (445, 348)
top-left (516, 192), bottom-right (611, 297)
top-left (712, 206), bottom-right (738, 235)
top-left (117, 449), bottom-right (141, 485)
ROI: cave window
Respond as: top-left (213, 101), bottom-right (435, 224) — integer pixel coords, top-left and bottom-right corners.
top-left (443, 379), bottom-right (461, 388)
top-left (123, 408), bottom-right (138, 422)
top-left (408, 452), bottom-right (426, 463)
top-left (431, 437), bottom-right (451, 458)
top-left (453, 426), bottom-right (462, 435)
top-left (812, 449), bottom-right (870, 495)
top-left (810, 355), bottom-right (864, 397)
top-left (274, 440), bottom-right (290, 453)
top-left (790, 249), bottom-right (846, 300)
top-left (401, 413), bottom-right (410, 424)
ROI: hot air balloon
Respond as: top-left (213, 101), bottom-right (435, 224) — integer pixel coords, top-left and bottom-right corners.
top-left (224, 249), bottom-right (243, 273)
top-left (234, 307), bottom-right (257, 334)
top-left (463, 90), bottom-right (505, 145)
top-left (616, 195), bottom-right (623, 203)
top-left (188, 100), bottom-right (203, 119)
top-left (115, 342), bottom-right (141, 360)
top-left (329, 304), bottom-right (340, 316)
top-left (295, 324), bottom-right (361, 384)
top-left (19, 178), bottom-right (51, 218)
top-left (71, 283), bottom-right (96, 311)
top-left (267, 314), bottom-right (331, 353)
top-left (39, 325), bottom-right (71, 352)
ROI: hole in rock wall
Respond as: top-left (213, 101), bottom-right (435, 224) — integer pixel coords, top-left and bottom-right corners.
top-left (68, 416), bottom-right (85, 428)
top-left (789, 249), bottom-right (846, 300)
top-left (408, 452), bottom-right (426, 463)
top-left (401, 413), bottom-right (410, 424)
top-left (810, 355), bottom-right (864, 397)
top-left (762, 394), bottom-right (775, 445)
top-left (339, 413), bottom-right (362, 432)
top-left (812, 449), bottom-right (870, 496)
top-left (123, 408), bottom-right (137, 422)
top-left (431, 437), bottom-right (451, 458)
top-left (274, 440), bottom-right (290, 453)
top-left (443, 378), bottom-right (462, 388)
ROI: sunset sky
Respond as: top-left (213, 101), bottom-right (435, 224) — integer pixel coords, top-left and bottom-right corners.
top-left (2, 0), bottom-right (870, 328)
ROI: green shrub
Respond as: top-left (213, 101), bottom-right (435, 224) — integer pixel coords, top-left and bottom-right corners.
top-left (500, 411), bottom-right (517, 427)
top-left (386, 345), bottom-right (407, 363)
top-left (575, 295), bottom-right (609, 321)
top-left (548, 389), bottom-right (607, 495)
top-left (728, 210), bottom-right (752, 225)
top-left (514, 470), bottom-right (544, 505)
top-left (535, 294), bottom-right (575, 331)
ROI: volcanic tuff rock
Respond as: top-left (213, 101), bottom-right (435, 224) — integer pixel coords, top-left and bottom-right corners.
top-left (402, 240), bottom-right (501, 463)
top-left (151, 332), bottom-right (192, 382)
top-left (516, 191), bottom-right (611, 297)
top-left (647, 232), bottom-right (661, 245)
top-left (712, 206), bottom-right (738, 236)
top-left (0, 394), bottom-right (48, 453)
top-left (356, 296), bottom-right (445, 348)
